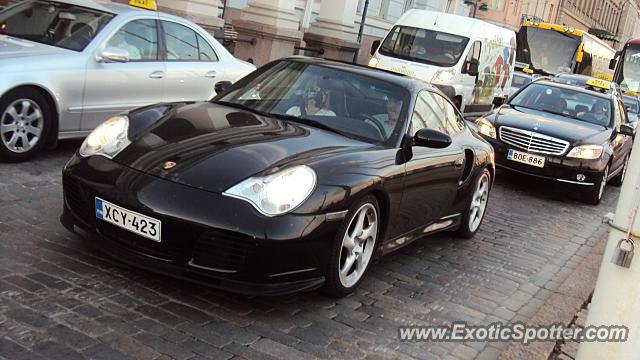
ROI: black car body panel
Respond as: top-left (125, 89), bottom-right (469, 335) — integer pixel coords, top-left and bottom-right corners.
top-left (61, 57), bottom-right (495, 295)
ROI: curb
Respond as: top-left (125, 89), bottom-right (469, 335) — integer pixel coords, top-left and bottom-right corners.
top-left (498, 231), bottom-right (608, 359)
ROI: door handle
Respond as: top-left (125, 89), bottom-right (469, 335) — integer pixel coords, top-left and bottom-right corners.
top-left (149, 71), bottom-right (165, 79)
top-left (454, 158), bottom-right (464, 168)
top-left (205, 70), bottom-right (217, 78)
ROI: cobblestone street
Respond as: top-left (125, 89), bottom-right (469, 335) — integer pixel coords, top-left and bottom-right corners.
top-left (0, 140), bottom-right (616, 360)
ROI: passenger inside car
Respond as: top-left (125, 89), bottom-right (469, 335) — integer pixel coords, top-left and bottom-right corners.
top-left (108, 31), bottom-right (142, 60)
top-left (286, 79), bottom-right (337, 117)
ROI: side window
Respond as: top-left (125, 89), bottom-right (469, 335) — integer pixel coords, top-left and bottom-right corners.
top-left (410, 91), bottom-right (463, 137)
top-left (107, 19), bottom-right (159, 61)
top-left (465, 40), bottom-right (481, 62)
top-left (163, 21), bottom-right (199, 61)
top-left (196, 34), bottom-right (219, 61)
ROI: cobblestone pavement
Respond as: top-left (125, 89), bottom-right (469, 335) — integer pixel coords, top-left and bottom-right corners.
top-left (0, 140), bottom-right (616, 360)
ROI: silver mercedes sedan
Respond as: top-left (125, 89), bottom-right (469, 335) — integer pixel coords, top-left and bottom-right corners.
top-left (0, 0), bottom-right (256, 161)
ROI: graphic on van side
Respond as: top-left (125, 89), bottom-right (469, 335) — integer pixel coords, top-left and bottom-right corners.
top-left (472, 36), bottom-right (515, 105)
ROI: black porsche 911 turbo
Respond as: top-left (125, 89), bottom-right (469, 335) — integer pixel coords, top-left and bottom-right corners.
top-left (61, 57), bottom-right (495, 297)
top-left (475, 77), bottom-right (634, 204)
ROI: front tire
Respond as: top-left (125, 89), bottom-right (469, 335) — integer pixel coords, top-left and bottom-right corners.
top-left (610, 155), bottom-right (629, 187)
top-left (323, 195), bottom-right (380, 297)
top-left (0, 89), bottom-right (53, 162)
top-left (457, 169), bottom-right (491, 239)
top-left (581, 164), bottom-right (608, 205)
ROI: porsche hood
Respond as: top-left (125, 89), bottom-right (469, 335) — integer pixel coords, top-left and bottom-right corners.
top-left (115, 102), bottom-right (371, 193)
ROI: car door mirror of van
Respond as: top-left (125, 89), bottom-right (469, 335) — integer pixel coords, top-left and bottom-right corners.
top-left (619, 124), bottom-right (635, 137)
top-left (100, 46), bottom-right (130, 63)
top-left (414, 128), bottom-right (452, 149)
top-left (609, 58), bottom-right (618, 70)
top-left (370, 40), bottom-right (381, 56)
top-left (215, 81), bottom-right (233, 94)
top-left (465, 59), bottom-right (480, 77)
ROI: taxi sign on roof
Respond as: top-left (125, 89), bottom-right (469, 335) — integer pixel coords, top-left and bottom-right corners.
top-left (129, 0), bottom-right (157, 10)
top-left (625, 90), bottom-right (638, 96)
top-left (585, 78), bottom-right (610, 90)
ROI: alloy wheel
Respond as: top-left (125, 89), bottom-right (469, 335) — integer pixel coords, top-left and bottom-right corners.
top-left (469, 173), bottom-right (490, 232)
top-left (1, 99), bottom-right (44, 153)
top-left (338, 203), bottom-right (378, 288)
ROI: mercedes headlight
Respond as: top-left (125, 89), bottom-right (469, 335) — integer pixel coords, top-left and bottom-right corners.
top-left (566, 144), bottom-right (604, 159)
top-left (79, 115), bottom-right (131, 158)
top-left (432, 69), bottom-right (456, 83)
top-left (475, 117), bottom-right (496, 139)
top-left (368, 56), bottom-right (380, 68)
top-left (223, 165), bottom-right (316, 216)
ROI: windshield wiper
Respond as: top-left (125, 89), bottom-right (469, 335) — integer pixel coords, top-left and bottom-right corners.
top-left (215, 100), bottom-right (273, 118)
top-left (271, 114), bottom-right (348, 137)
top-left (215, 100), bottom-right (349, 137)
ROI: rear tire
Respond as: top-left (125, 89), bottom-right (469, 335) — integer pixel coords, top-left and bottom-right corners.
top-left (0, 89), bottom-right (53, 162)
top-left (322, 195), bottom-right (380, 298)
top-left (581, 164), bottom-right (608, 205)
top-left (457, 169), bottom-right (491, 239)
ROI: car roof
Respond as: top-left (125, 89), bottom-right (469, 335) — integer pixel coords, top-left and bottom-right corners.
top-left (529, 80), bottom-right (613, 101)
top-left (280, 56), bottom-right (436, 93)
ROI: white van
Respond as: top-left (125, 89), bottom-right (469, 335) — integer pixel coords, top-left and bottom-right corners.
top-left (369, 9), bottom-right (516, 116)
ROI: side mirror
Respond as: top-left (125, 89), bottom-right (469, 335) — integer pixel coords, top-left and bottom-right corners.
top-left (99, 46), bottom-right (129, 63)
top-left (609, 58), bottom-right (617, 70)
top-left (370, 40), bottom-right (381, 56)
top-left (413, 128), bottom-right (452, 149)
top-left (619, 124), bottom-right (635, 137)
top-left (215, 81), bottom-right (232, 94)
top-left (465, 59), bottom-right (480, 77)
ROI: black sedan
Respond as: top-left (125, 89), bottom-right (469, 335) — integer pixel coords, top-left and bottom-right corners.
top-left (475, 78), bottom-right (634, 204)
top-left (61, 57), bottom-right (495, 297)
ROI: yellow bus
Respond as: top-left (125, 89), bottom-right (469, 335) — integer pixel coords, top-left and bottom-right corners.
top-left (515, 22), bottom-right (615, 80)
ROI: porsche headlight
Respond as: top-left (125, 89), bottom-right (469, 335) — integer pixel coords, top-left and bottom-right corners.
top-left (223, 165), bottom-right (317, 216)
top-left (566, 144), bottom-right (604, 159)
top-left (475, 117), bottom-right (496, 139)
top-left (432, 69), bottom-right (456, 83)
top-left (79, 115), bottom-right (131, 158)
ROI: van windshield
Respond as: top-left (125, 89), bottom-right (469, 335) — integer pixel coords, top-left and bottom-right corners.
top-left (379, 25), bottom-right (469, 67)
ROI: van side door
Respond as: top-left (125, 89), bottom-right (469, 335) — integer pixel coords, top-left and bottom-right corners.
top-left (460, 40), bottom-right (482, 113)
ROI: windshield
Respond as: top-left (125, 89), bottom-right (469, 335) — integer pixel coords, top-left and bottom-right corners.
top-left (379, 25), bottom-right (469, 67)
top-left (618, 46), bottom-right (640, 94)
top-left (216, 61), bottom-right (410, 145)
top-left (0, 1), bottom-right (114, 51)
top-left (509, 83), bottom-right (612, 127)
top-left (623, 97), bottom-right (639, 114)
top-left (511, 73), bottom-right (532, 92)
top-left (516, 26), bottom-right (580, 75)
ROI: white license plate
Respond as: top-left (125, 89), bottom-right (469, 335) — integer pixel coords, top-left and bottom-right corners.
top-left (507, 149), bottom-right (546, 168)
top-left (95, 198), bottom-right (161, 242)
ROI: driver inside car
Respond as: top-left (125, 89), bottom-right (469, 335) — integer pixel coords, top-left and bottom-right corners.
top-left (286, 79), bottom-right (336, 117)
top-left (372, 93), bottom-right (403, 137)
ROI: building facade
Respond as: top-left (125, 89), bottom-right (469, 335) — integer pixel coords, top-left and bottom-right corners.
top-left (476, 0), bottom-right (640, 49)
top-left (557, 0), bottom-right (640, 48)
top-left (476, 0), bottom-right (562, 30)
top-left (1, 0), bottom-right (472, 65)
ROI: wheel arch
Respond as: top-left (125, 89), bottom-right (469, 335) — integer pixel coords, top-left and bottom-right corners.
top-left (1, 84), bottom-right (60, 147)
